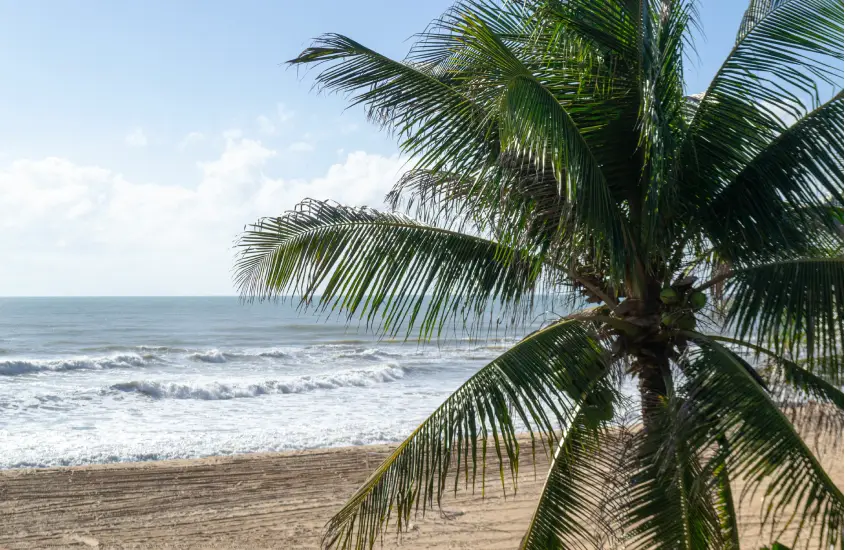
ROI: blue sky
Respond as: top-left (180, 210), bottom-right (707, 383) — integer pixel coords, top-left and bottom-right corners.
top-left (0, 0), bottom-right (749, 296)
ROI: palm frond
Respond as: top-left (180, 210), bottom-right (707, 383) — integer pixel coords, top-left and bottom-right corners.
top-left (407, 0), bottom-right (536, 77)
top-left (702, 334), bottom-right (844, 410)
top-left (519, 390), bottom-right (635, 549)
top-left (699, 332), bottom-right (843, 461)
top-left (678, 0), bottom-right (843, 230)
top-left (387, 164), bottom-right (566, 254)
top-left (736, 0), bottom-right (793, 43)
top-left (794, 354), bottom-right (844, 388)
top-left (715, 257), bottom-right (844, 360)
top-left (292, 9), bottom-right (635, 275)
top-left (626, 389), bottom-right (723, 549)
top-left (414, 11), bottom-right (631, 274)
top-left (322, 319), bottom-right (612, 549)
top-left (532, 0), bottom-right (640, 62)
top-left (681, 337), bottom-right (843, 548)
top-left (288, 33), bottom-right (494, 179)
top-left (772, 360), bottom-right (844, 411)
top-left (637, 0), bottom-right (699, 254)
top-left (498, 72), bottom-right (629, 271)
top-left (698, 91), bottom-right (844, 263)
top-left (712, 438), bottom-right (741, 549)
top-left (234, 199), bottom-right (545, 339)
top-left (708, 0), bottom-right (840, 124)
top-left (526, 1), bottom-right (644, 204)
top-left (385, 168), bottom-right (479, 229)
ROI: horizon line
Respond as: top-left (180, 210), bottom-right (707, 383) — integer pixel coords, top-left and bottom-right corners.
top-left (0, 295), bottom-right (246, 298)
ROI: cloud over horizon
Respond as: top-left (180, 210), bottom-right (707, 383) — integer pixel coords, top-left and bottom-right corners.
top-left (125, 128), bottom-right (148, 147)
top-left (0, 136), bottom-right (405, 296)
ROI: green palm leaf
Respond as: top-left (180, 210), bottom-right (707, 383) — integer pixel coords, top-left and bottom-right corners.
top-left (414, 11), bottom-right (631, 274)
top-left (682, 337), bottom-right (843, 548)
top-left (704, 334), bottom-right (844, 410)
top-left (387, 165), bottom-right (566, 254)
top-left (794, 354), bottom-right (844, 388)
top-left (775, 358), bottom-right (845, 410)
top-left (235, 199), bottom-right (544, 339)
top-left (709, 257), bottom-right (844, 360)
top-left (533, 0), bottom-right (640, 62)
top-left (636, 0), bottom-right (698, 251)
top-left (288, 33), bottom-right (494, 179)
top-left (712, 438), bottom-right (741, 549)
top-left (528, 1), bottom-right (644, 203)
top-left (291, 11), bottom-right (632, 273)
top-left (626, 391), bottom-right (723, 549)
top-left (322, 319), bottom-right (612, 549)
top-left (498, 72), bottom-right (628, 268)
top-left (519, 393), bottom-right (633, 549)
top-left (698, 91), bottom-right (844, 263)
top-left (679, 0), bottom-right (843, 224)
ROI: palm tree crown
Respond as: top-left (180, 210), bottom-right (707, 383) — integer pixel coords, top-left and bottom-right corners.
top-left (234, 1), bottom-right (844, 548)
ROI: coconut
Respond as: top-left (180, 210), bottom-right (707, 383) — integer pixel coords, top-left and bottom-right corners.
top-left (660, 287), bottom-right (679, 305)
top-left (676, 313), bottom-right (697, 331)
top-left (690, 291), bottom-right (707, 310)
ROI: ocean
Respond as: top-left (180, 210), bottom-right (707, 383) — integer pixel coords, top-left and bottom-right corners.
top-left (0, 297), bottom-right (552, 469)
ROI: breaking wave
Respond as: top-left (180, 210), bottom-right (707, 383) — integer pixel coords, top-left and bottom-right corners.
top-left (187, 349), bottom-right (231, 363)
top-left (256, 350), bottom-right (292, 359)
top-left (0, 353), bottom-right (159, 376)
top-left (0, 339), bottom-right (508, 379)
top-left (110, 363), bottom-right (407, 400)
top-left (335, 348), bottom-right (400, 361)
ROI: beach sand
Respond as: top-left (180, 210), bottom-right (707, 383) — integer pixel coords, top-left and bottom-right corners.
top-left (1, 430), bottom-right (842, 549)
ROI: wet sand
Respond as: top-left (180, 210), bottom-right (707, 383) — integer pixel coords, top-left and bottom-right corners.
top-left (1, 431), bottom-right (841, 549)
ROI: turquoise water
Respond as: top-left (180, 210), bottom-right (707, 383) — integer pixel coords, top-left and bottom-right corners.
top-left (0, 297), bottom-right (543, 468)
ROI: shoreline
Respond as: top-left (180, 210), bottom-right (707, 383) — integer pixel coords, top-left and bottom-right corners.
top-left (2, 433), bottom-right (842, 549)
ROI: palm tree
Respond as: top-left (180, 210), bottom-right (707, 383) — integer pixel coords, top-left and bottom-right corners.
top-left (234, 0), bottom-right (844, 548)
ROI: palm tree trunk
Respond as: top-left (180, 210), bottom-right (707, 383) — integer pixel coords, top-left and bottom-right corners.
top-left (637, 355), bottom-right (669, 431)
top-left (633, 355), bottom-right (671, 489)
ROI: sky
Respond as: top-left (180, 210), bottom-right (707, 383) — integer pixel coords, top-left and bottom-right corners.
top-left (0, 0), bottom-right (749, 296)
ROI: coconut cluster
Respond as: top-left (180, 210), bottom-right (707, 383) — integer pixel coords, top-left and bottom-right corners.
top-left (659, 282), bottom-right (706, 331)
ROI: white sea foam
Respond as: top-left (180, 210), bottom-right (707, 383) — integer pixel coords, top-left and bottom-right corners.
top-left (186, 349), bottom-right (230, 363)
top-left (335, 347), bottom-right (398, 361)
top-left (0, 353), bottom-right (158, 376)
top-left (256, 349), bottom-right (293, 358)
top-left (80, 345), bottom-right (187, 353)
top-left (1, 424), bottom-right (421, 469)
top-left (110, 363), bottom-right (407, 400)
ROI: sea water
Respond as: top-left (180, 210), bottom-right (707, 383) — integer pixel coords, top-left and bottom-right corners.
top-left (0, 297), bottom-right (555, 468)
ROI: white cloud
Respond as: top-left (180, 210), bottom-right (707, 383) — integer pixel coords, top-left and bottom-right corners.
top-left (254, 103), bottom-right (294, 136)
top-left (222, 128), bottom-right (243, 140)
top-left (125, 128), bottom-right (148, 147)
top-left (178, 131), bottom-right (205, 150)
top-left (256, 115), bottom-right (277, 135)
top-left (0, 143), bottom-right (404, 296)
top-left (256, 151), bottom-right (404, 212)
top-left (288, 141), bottom-right (315, 153)
top-left (763, 100), bottom-right (799, 126)
top-left (276, 103), bottom-right (294, 122)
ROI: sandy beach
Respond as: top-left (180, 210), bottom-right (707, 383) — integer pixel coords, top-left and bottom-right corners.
top-left (1, 429), bottom-right (842, 550)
